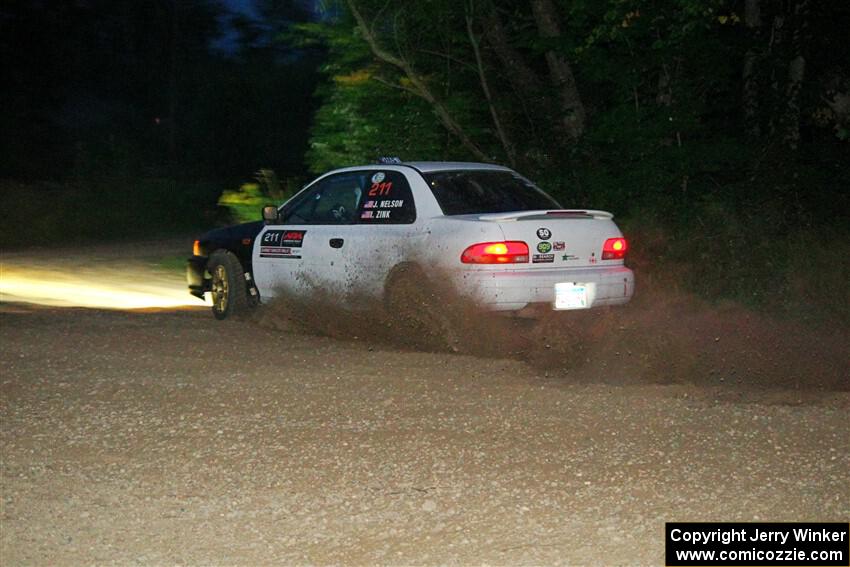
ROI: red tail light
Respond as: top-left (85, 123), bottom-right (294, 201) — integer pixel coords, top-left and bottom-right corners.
top-left (461, 241), bottom-right (529, 264)
top-left (602, 237), bottom-right (628, 260)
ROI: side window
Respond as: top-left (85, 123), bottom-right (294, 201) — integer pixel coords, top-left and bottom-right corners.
top-left (282, 173), bottom-right (364, 225)
top-left (357, 171), bottom-right (416, 224)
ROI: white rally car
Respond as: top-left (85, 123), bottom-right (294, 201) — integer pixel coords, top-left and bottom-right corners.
top-left (188, 161), bottom-right (634, 319)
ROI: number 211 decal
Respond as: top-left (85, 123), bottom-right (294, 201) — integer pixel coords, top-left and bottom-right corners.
top-left (368, 181), bottom-right (392, 196)
top-left (369, 171), bottom-right (392, 197)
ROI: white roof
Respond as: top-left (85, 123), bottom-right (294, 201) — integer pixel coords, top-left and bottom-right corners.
top-left (323, 161), bottom-right (516, 179)
top-left (403, 161), bottom-right (514, 173)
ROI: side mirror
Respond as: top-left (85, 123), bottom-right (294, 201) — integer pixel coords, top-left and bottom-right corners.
top-left (262, 205), bottom-right (279, 224)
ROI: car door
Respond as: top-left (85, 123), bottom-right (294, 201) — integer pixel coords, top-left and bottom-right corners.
top-left (252, 171), bottom-right (365, 301)
top-left (295, 168), bottom-right (422, 301)
top-left (338, 169), bottom-right (422, 299)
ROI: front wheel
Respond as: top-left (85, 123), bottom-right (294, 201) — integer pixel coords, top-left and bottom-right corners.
top-left (208, 250), bottom-right (249, 320)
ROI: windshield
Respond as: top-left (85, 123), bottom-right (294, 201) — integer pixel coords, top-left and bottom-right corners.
top-left (423, 170), bottom-right (561, 216)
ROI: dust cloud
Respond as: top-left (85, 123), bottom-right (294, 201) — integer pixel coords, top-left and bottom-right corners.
top-left (255, 274), bottom-right (849, 396)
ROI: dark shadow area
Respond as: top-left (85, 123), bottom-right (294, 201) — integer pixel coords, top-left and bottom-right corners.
top-left (0, 1), bottom-right (322, 249)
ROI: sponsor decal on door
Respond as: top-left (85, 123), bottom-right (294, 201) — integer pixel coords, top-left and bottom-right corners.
top-left (260, 230), bottom-right (306, 258)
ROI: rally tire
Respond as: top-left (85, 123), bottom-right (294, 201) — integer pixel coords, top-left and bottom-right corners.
top-left (208, 250), bottom-right (249, 320)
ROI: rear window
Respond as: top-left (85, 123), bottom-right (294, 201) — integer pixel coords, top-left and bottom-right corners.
top-left (423, 170), bottom-right (561, 216)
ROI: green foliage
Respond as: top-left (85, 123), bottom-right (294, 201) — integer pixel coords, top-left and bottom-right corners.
top-left (218, 183), bottom-right (267, 223)
top-left (218, 169), bottom-right (301, 223)
top-left (307, 72), bottom-right (445, 173)
top-left (296, 9), bottom-right (473, 172)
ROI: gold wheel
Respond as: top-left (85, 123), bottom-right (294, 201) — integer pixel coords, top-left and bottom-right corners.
top-left (211, 263), bottom-right (229, 317)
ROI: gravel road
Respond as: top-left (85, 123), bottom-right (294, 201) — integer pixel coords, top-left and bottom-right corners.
top-left (2, 305), bottom-right (848, 565)
top-left (1, 242), bottom-right (848, 565)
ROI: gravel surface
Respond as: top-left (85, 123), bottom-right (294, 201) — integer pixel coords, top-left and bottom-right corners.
top-left (2, 304), bottom-right (848, 565)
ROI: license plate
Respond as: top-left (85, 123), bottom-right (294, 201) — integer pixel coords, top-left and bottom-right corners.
top-left (554, 282), bottom-right (589, 310)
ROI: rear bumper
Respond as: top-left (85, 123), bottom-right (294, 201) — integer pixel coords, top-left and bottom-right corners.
top-left (457, 265), bottom-right (634, 311)
top-left (187, 256), bottom-right (208, 299)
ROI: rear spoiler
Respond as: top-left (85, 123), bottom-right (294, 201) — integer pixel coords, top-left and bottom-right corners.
top-left (478, 209), bottom-right (614, 221)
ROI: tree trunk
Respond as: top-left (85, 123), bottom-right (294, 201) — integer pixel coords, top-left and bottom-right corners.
top-left (345, 0), bottom-right (489, 162)
top-left (657, 63), bottom-right (672, 107)
top-left (782, 0), bottom-right (809, 149)
top-left (482, 6), bottom-right (543, 98)
top-left (741, 0), bottom-right (762, 137)
top-left (482, 4), bottom-right (550, 152)
top-left (745, 0), bottom-right (761, 27)
top-left (466, 11), bottom-right (516, 167)
top-left (529, 0), bottom-right (585, 143)
top-left (783, 55), bottom-right (806, 149)
top-left (765, 12), bottom-right (787, 136)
